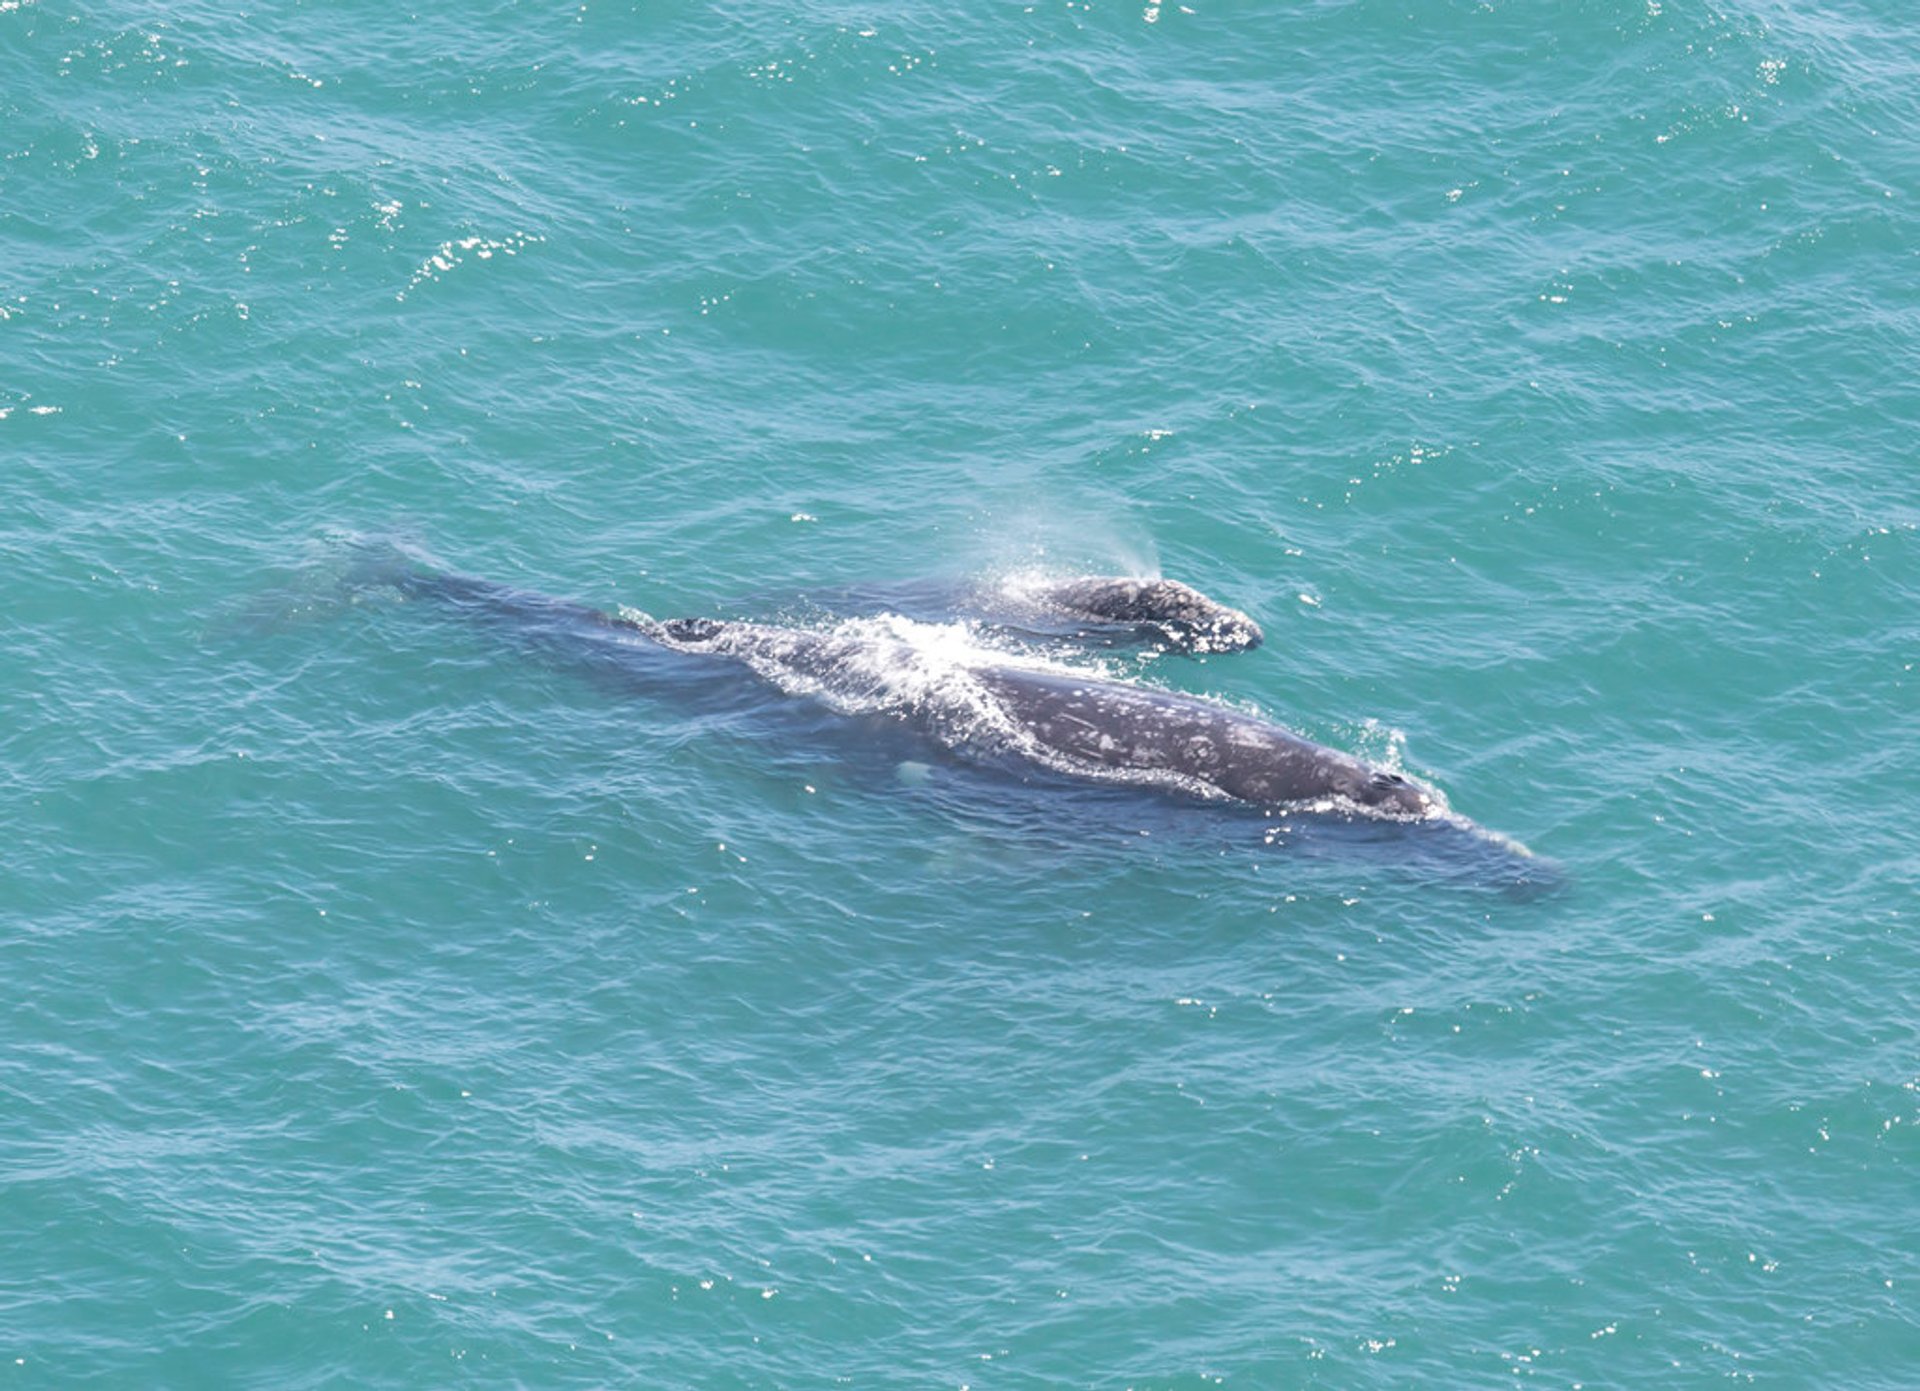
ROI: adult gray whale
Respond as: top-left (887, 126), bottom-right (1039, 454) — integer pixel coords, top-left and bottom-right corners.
top-left (377, 557), bottom-right (1434, 820)
top-left (647, 614), bottom-right (1432, 817)
top-left (351, 554), bottom-right (1559, 889)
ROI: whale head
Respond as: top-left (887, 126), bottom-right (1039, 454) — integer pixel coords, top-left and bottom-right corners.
top-left (1022, 576), bottom-right (1264, 654)
top-left (1345, 768), bottom-right (1435, 818)
top-left (662, 616), bottom-right (725, 645)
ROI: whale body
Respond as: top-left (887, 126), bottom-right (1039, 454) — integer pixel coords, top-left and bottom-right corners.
top-left (647, 613), bottom-right (1433, 817)
top-left (1007, 575), bottom-right (1264, 654)
top-left (375, 557), bottom-right (1443, 821)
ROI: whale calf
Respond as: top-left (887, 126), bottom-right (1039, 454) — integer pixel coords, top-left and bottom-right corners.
top-left (1007, 575), bottom-right (1264, 654)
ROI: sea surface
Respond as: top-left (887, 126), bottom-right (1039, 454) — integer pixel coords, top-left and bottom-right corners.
top-left (4, 0), bottom-right (1917, 1385)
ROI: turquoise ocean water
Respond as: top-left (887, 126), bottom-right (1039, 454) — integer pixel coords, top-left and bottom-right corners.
top-left (5, 0), bottom-right (1918, 1384)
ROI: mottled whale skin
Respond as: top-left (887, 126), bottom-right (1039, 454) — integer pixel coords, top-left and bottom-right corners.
top-left (970, 663), bottom-right (1425, 814)
top-left (787, 574), bottom-right (1263, 655)
top-left (378, 558), bottom-right (1434, 820)
top-left (651, 615), bottom-right (1432, 818)
top-left (1011, 576), bottom-right (1264, 654)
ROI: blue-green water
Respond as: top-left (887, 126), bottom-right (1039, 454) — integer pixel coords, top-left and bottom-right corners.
top-left (5, 0), bottom-right (1917, 1384)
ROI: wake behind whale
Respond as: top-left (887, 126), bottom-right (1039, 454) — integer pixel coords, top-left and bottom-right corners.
top-left (349, 547), bottom-right (1553, 890)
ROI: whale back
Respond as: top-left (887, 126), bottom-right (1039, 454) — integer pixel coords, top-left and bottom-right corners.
top-left (1012, 576), bottom-right (1264, 653)
top-left (657, 614), bottom-right (1430, 816)
top-left (970, 664), bottom-right (1430, 814)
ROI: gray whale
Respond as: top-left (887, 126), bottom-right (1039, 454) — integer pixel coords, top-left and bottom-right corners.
top-left (649, 613), bottom-right (1432, 816)
top-left (789, 574), bottom-right (1265, 655)
top-left (374, 556), bottom-right (1449, 822)
top-left (1009, 576), bottom-right (1264, 654)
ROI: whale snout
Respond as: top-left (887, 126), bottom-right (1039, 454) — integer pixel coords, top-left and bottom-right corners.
top-left (663, 616), bottom-right (725, 644)
top-left (1351, 769), bottom-right (1434, 817)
